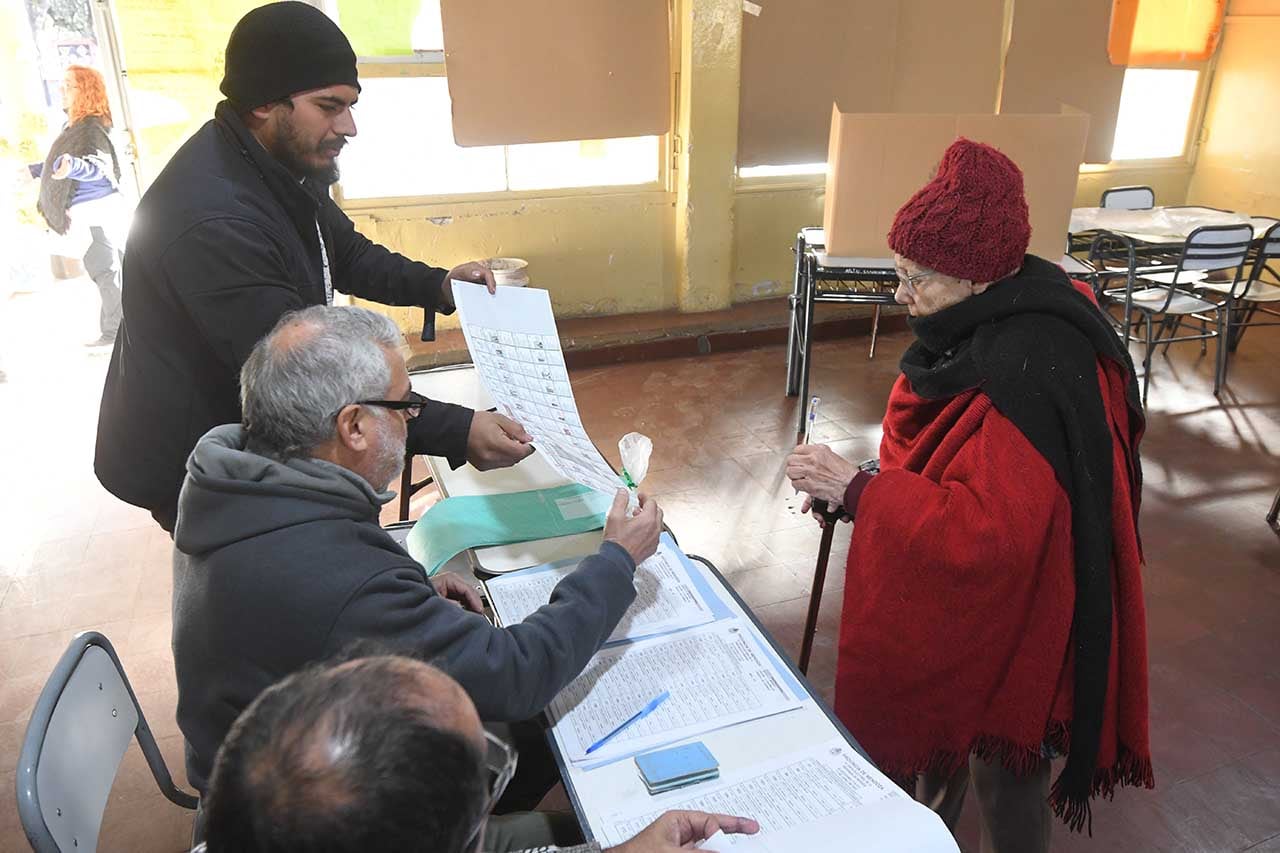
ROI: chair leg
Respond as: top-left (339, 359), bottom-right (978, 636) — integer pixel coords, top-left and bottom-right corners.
top-left (868, 305), bottom-right (881, 360)
top-left (398, 454), bottom-right (413, 521)
top-left (1158, 316), bottom-right (1182, 357)
top-left (1215, 309), bottom-right (1228, 396)
top-left (1142, 313), bottom-right (1154, 407)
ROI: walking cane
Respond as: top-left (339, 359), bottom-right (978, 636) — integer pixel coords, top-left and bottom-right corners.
top-left (795, 393), bottom-right (843, 675)
top-left (798, 497), bottom-right (842, 675)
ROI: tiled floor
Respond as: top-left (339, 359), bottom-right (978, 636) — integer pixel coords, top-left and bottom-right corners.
top-left (1, 276), bottom-right (1279, 851)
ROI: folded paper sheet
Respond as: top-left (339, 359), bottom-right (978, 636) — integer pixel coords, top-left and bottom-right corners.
top-left (405, 484), bottom-right (612, 576)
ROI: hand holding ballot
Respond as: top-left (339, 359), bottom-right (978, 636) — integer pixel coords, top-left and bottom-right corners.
top-left (465, 409), bottom-right (535, 470)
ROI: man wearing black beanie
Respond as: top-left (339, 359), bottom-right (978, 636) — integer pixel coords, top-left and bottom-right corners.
top-left (95, 1), bottom-right (534, 533)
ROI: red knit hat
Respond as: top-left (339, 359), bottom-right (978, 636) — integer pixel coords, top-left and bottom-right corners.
top-left (887, 138), bottom-right (1030, 283)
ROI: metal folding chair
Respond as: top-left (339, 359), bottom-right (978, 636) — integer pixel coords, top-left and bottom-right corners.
top-left (16, 631), bottom-right (198, 853)
top-left (1099, 224), bottom-right (1253, 404)
top-left (1196, 219), bottom-right (1280, 362)
top-left (397, 450), bottom-right (435, 521)
top-left (1100, 185), bottom-right (1156, 210)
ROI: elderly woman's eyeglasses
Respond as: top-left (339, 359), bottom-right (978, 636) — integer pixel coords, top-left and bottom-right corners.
top-left (354, 390), bottom-right (428, 421)
top-left (462, 730), bottom-right (519, 850)
top-left (896, 268), bottom-right (935, 297)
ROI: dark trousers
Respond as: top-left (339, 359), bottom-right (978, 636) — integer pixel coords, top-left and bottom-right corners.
top-left (489, 717), bottom-right (565, 815)
top-left (82, 224), bottom-right (122, 339)
top-left (917, 753), bottom-right (1052, 853)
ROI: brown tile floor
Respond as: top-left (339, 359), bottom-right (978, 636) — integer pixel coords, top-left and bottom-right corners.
top-left (1, 278), bottom-right (1279, 851)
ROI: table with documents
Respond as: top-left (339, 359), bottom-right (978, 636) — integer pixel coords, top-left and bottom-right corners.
top-left (411, 361), bottom-right (956, 852)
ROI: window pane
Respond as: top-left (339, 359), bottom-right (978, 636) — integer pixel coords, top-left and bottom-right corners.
top-left (337, 0), bottom-right (444, 56)
top-left (338, 77), bottom-right (506, 199)
top-left (506, 137), bottom-right (660, 191)
top-left (1109, 68), bottom-right (1199, 161)
top-left (737, 163), bottom-right (827, 178)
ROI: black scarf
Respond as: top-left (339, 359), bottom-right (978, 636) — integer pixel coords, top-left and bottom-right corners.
top-left (37, 116), bottom-right (121, 235)
top-left (901, 254), bottom-right (1144, 830)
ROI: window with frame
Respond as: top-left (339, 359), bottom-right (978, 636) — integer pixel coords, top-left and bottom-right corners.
top-left (1108, 67), bottom-right (1202, 161)
top-left (327, 0), bottom-right (662, 201)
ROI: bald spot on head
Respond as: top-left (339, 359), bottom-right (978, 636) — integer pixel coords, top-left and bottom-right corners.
top-left (333, 656), bottom-right (484, 747)
top-left (266, 315), bottom-right (324, 357)
top-left (241, 657), bottom-right (483, 818)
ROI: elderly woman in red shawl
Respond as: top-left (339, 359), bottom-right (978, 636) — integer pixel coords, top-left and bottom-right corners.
top-left (785, 139), bottom-right (1152, 852)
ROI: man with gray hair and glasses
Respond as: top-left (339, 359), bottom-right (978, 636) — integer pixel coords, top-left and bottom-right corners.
top-left (172, 305), bottom-right (664, 838)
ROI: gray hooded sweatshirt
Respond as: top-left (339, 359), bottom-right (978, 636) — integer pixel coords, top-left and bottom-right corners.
top-left (172, 425), bottom-right (637, 792)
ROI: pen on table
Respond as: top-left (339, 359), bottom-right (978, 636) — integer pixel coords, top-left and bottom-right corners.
top-left (486, 406), bottom-right (498, 412)
top-left (585, 690), bottom-right (670, 755)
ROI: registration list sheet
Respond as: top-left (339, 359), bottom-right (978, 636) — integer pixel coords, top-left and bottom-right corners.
top-left (484, 536), bottom-right (715, 644)
top-left (599, 739), bottom-right (958, 852)
top-left (548, 620), bottom-right (803, 764)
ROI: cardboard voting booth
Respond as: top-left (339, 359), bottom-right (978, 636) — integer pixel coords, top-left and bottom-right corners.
top-left (440, 0), bottom-right (670, 147)
top-left (821, 109), bottom-right (1089, 262)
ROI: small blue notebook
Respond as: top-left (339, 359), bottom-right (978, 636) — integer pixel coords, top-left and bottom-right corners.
top-left (635, 742), bottom-right (719, 794)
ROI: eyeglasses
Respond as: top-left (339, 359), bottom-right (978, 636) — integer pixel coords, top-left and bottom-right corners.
top-left (351, 390), bottom-right (429, 421)
top-left (462, 730), bottom-right (519, 850)
top-left (896, 268), bottom-right (935, 298)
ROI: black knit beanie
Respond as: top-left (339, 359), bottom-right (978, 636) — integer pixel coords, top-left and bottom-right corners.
top-left (220, 1), bottom-right (360, 110)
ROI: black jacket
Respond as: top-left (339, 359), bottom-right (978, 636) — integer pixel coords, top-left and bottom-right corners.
top-left (95, 102), bottom-right (471, 529)
top-left (172, 425), bottom-right (638, 793)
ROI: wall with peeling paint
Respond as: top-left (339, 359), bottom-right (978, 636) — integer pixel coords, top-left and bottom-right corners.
top-left (346, 190), bottom-right (675, 331)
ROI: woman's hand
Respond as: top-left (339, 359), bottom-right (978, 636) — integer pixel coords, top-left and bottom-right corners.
top-left (785, 444), bottom-right (859, 506)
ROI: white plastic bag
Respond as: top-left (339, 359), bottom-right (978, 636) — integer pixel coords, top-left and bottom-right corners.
top-left (619, 432), bottom-right (653, 511)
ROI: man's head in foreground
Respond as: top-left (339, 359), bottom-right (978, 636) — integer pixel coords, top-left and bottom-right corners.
top-left (202, 655), bottom-right (501, 853)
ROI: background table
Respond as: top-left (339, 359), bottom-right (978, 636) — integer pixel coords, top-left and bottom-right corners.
top-left (785, 227), bottom-right (898, 435)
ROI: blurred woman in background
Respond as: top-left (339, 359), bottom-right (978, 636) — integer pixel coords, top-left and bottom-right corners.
top-left (29, 64), bottom-right (130, 347)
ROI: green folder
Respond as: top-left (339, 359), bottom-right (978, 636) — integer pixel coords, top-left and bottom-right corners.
top-left (405, 484), bottom-right (613, 575)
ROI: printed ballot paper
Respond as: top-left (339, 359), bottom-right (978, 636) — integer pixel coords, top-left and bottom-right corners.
top-left (603, 739), bottom-right (958, 852)
top-left (485, 536), bottom-right (715, 643)
top-left (452, 281), bottom-right (626, 497)
top-left (549, 620), bottom-right (803, 764)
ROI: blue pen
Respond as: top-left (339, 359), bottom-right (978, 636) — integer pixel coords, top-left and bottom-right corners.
top-left (585, 691), bottom-right (670, 755)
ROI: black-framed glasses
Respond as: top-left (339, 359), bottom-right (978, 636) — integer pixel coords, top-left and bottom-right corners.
top-left (351, 390), bottom-right (429, 421)
top-left (462, 730), bottom-right (519, 850)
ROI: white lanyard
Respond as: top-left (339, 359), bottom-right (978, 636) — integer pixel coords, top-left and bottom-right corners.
top-left (315, 218), bottom-right (333, 305)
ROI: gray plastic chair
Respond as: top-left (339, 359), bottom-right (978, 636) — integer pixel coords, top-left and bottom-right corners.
top-left (16, 631), bottom-right (198, 853)
top-left (1100, 185), bottom-right (1156, 210)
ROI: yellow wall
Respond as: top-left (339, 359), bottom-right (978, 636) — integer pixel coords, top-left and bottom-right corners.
top-left (1186, 3), bottom-right (1280, 214)
top-left (105, 0), bottom-right (1221, 333)
top-left (348, 191), bottom-right (674, 330)
top-left (113, 0), bottom-right (261, 185)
